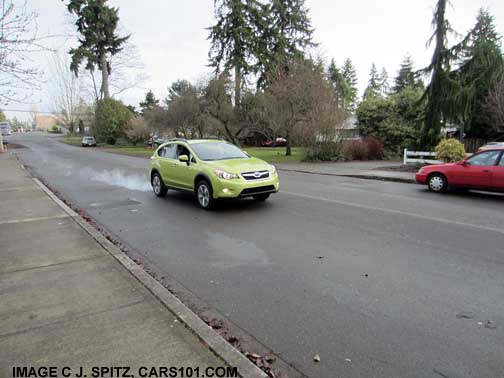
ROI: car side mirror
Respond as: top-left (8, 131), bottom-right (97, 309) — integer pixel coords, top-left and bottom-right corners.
top-left (179, 154), bottom-right (189, 165)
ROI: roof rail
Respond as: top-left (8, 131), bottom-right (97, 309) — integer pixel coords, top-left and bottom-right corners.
top-left (167, 138), bottom-right (187, 142)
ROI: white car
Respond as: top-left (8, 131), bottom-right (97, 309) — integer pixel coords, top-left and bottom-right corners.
top-left (81, 136), bottom-right (97, 147)
top-left (478, 142), bottom-right (504, 152)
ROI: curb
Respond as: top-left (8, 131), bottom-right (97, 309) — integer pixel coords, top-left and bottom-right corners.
top-left (278, 168), bottom-right (416, 184)
top-left (28, 174), bottom-right (267, 378)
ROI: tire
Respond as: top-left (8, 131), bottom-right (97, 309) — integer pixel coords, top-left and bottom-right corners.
top-left (428, 173), bottom-right (448, 193)
top-left (196, 180), bottom-right (214, 210)
top-left (253, 193), bottom-right (270, 202)
top-left (151, 172), bottom-right (168, 197)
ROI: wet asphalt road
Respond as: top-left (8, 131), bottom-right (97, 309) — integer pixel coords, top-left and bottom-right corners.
top-left (9, 134), bottom-right (504, 378)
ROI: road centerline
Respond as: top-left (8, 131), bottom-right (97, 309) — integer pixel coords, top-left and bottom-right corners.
top-left (280, 190), bottom-right (504, 235)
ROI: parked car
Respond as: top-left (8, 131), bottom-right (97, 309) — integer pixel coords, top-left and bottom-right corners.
top-left (150, 139), bottom-right (279, 209)
top-left (477, 142), bottom-right (504, 152)
top-left (261, 137), bottom-right (287, 147)
top-left (415, 146), bottom-right (504, 193)
top-left (81, 136), bottom-right (97, 147)
top-left (0, 122), bottom-right (11, 136)
top-left (146, 136), bottom-right (171, 147)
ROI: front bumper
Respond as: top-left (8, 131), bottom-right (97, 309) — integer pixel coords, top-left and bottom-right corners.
top-left (415, 173), bottom-right (427, 184)
top-left (212, 174), bottom-right (280, 199)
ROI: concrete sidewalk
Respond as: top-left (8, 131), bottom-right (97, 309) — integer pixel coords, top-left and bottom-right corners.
top-left (0, 154), bottom-right (265, 378)
top-left (276, 161), bottom-right (416, 183)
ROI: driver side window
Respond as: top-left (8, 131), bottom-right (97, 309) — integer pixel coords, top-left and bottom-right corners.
top-left (159, 144), bottom-right (176, 159)
top-left (467, 150), bottom-right (501, 166)
top-left (176, 144), bottom-right (193, 162)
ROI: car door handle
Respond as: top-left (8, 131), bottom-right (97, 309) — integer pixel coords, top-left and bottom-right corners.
top-left (483, 170), bottom-right (490, 173)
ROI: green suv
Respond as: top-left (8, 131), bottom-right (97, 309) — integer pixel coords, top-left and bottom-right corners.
top-left (150, 139), bottom-right (279, 209)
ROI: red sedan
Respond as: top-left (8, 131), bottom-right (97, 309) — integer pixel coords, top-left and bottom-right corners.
top-left (416, 147), bottom-right (504, 193)
top-left (261, 137), bottom-right (287, 147)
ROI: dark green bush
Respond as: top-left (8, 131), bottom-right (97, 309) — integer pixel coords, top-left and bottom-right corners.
top-left (95, 98), bottom-right (133, 145)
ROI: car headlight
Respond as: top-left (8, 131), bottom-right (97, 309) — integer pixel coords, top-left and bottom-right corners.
top-left (214, 169), bottom-right (239, 180)
top-left (269, 165), bottom-right (277, 175)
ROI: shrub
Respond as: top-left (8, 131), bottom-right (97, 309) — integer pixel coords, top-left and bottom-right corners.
top-left (48, 125), bottom-right (62, 134)
top-left (363, 137), bottom-right (384, 160)
top-left (303, 142), bottom-right (344, 162)
top-left (343, 140), bottom-right (369, 160)
top-left (125, 116), bottom-right (151, 146)
top-left (95, 98), bottom-right (133, 145)
top-left (435, 138), bottom-right (466, 162)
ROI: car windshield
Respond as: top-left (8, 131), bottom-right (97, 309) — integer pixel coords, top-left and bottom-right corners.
top-left (191, 142), bottom-right (248, 161)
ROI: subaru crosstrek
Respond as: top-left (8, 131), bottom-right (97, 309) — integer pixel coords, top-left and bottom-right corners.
top-left (150, 139), bottom-right (279, 209)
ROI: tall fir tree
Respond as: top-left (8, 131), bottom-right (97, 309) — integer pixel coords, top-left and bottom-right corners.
top-left (67, 0), bottom-right (130, 99)
top-left (257, 0), bottom-right (315, 87)
top-left (457, 9), bottom-right (504, 138)
top-left (363, 63), bottom-right (381, 99)
top-left (420, 0), bottom-right (463, 147)
top-left (139, 90), bottom-right (159, 115)
top-left (341, 58), bottom-right (358, 111)
top-left (394, 55), bottom-right (421, 93)
top-left (208, 0), bottom-right (261, 107)
top-left (328, 59), bottom-right (351, 111)
top-left (380, 68), bottom-right (390, 97)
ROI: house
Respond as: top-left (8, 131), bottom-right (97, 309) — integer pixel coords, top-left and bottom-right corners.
top-left (33, 115), bottom-right (59, 131)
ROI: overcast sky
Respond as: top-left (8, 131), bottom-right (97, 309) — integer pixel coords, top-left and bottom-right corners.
top-left (6, 0), bottom-right (504, 121)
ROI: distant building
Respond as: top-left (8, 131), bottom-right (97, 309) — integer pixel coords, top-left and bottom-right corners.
top-left (337, 115), bottom-right (360, 140)
top-left (34, 114), bottom-right (59, 131)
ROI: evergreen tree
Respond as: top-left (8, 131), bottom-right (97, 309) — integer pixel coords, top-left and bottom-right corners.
top-left (257, 0), bottom-right (315, 87)
top-left (380, 68), bottom-right (390, 97)
top-left (67, 0), bottom-right (130, 99)
top-left (363, 63), bottom-right (381, 99)
top-left (139, 90), bottom-right (159, 114)
top-left (208, 0), bottom-right (261, 107)
top-left (167, 79), bottom-right (196, 103)
top-left (394, 55), bottom-right (420, 93)
top-left (328, 59), bottom-right (351, 110)
top-left (457, 9), bottom-right (504, 138)
top-left (341, 58), bottom-right (358, 111)
top-left (420, 0), bottom-right (462, 147)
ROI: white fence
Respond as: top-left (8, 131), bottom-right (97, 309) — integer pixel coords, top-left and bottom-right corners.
top-left (403, 149), bottom-right (442, 165)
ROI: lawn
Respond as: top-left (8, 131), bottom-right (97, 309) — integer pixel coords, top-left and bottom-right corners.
top-left (244, 147), bottom-right (305, 163)
top-left (59, 137), bottom-right (304, 163)
top-left (60, 136), bottom-right (82, 147)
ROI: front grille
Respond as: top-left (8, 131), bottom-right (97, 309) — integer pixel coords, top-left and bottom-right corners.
top-left (242, 170), bottom-right (270, 181)
top-left (240, 185), bottom-right (276, 197)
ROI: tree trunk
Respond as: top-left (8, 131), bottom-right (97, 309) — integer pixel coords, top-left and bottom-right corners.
top-left (234, 64), bottom-right (241, 109)
top-left (285, 132), bottom-right (291, 156)
top-left (100, 48), bottom-right (110, 99)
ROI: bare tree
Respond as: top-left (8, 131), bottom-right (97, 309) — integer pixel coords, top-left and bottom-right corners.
top-left (264, 59), bottom-right (345, 155)
top-left (167, 91), bottom-right (203, 138)
top-left (78, 40), bottom-right (148, 102)
top-left (202, 72), bottom-right (245, 144)
top-left (0, 0), bottom-right (51, 104)
top-left (485, 74), bottom-right (504, 133)
top-left (125, 116), bottom-right (150, 145)
top-left (49, 51), bottom-right (82, 132)
top-left (264, 61), bottom-right (314, 155)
